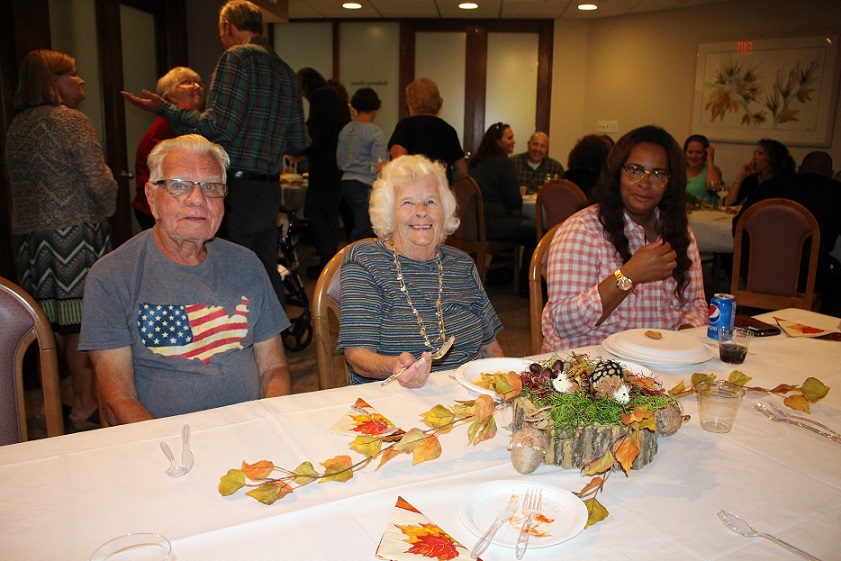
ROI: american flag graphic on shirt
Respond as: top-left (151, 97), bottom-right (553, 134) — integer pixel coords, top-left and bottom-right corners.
top-left (137, 297), bottom-right (250, 364)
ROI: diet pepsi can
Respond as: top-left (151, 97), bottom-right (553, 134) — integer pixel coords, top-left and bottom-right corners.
top-left (708, 293), bottom-right (736, 339)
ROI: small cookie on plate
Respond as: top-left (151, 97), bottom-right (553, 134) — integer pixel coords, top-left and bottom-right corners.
top-left (644, 330), bottom-right (662, 340)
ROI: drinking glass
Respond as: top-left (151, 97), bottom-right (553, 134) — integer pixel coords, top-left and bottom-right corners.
top-left (696, 380), bottom-right (745, 433)
top-left (90, 533), bottom-right (171, 561)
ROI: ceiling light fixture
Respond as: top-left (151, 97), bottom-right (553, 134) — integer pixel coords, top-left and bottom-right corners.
top-left (578, 3), bottom-right (598, 10)
top-left (459, 2), bottom-right (479, 9)
top-left (342, 2), bottom-right (362, 9)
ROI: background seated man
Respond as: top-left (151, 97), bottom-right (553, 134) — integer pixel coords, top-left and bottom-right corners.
top-left (79, 135), bottom-right (291, 425)
top-left (510, 131), bottom-right (565, 194)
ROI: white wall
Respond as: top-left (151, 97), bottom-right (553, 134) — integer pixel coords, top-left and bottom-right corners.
top-left (550, 0), bottom-right (841, 180)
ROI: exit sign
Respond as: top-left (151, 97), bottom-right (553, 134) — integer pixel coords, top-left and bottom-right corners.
top-left (737, 41), bottom-right (753, 55)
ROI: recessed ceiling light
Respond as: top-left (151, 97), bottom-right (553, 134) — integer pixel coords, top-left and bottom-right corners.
top-left (342, 2), bottom-right (362, 9)
top-left (578, 3), bottom-right (598, 10)
top-left (459, 2), bottom-right (479, 9)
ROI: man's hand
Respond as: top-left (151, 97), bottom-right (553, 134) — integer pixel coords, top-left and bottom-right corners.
top-left (121, 89), bottom-right (165, 113)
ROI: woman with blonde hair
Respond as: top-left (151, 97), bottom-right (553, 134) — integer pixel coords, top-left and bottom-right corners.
top-left (6, 49), bottom-right (117, 429)
top-left (337, 155), bottom-right (503, 386)
top-left (388, 78), bottom-right (467, 183)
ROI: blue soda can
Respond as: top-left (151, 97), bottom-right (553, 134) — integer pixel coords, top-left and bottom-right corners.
top-left (708, 293), bottom-right (736, 339)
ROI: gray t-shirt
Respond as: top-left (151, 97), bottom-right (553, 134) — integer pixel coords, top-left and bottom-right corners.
top-left (79, 230), bottom-right (290, 418)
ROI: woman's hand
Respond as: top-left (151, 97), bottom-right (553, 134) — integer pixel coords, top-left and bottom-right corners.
top-left (394, 351), bottom-right (432, 389)
top-left (624, 240), bottom-right (677, 284)
top-left (121, 89), bottom-right (164, 113)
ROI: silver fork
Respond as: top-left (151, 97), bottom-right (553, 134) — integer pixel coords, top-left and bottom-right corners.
top-left (755, 403), bottom-right (841, 444)
top-left (768, 403), bottom-right (841, 439)
top-left (515, 488), bottom-right (542, 560)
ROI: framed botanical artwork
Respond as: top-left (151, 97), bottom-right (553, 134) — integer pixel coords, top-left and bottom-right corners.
top-left (691, 35), bottom-right (840, 146)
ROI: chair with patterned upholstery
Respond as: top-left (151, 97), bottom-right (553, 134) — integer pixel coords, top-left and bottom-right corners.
top-left (0, 276), bottom-right (64, 445)
top-left (731, 198), bottom-right (821, 311)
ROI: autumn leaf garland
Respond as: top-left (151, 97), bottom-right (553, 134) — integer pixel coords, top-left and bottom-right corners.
top-left (218, 394), bottom-right (499, 505)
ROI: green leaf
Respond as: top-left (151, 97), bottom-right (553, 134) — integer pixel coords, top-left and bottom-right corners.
top-left (218, 469), bottom-right (246, 496)
top-left (801, 377), bottom-right (830, 403)
top-left (246, 482), bottom-right (283, 505)
top-left (319, 456), bottom-right (354, 483)
top-left (727, 370), bottom-right (752, 387)
top-left (394, 428), bottom-right (426, 453)
top-left (420, 405), bottom-right (456, 434)
top-left (583, 497), bottom-right (609, 528)
top-left (291, 461), bottom-right (320, 486)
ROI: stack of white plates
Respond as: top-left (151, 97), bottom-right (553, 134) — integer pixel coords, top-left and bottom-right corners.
top-left (601, 328), bottom-right (714, 368)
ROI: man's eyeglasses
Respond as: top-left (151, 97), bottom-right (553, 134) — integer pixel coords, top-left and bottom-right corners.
top-left (622, 164), bottom-right (670, 187)
top-left (153, 179), bottom-right (228, 198)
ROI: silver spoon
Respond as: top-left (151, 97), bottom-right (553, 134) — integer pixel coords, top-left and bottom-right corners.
top-left (381, 336), bottom-right (455, 386)
top-left (717, 510), bottom-right (822, 560)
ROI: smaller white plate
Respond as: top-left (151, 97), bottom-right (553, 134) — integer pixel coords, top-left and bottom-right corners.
top-left (459, 480), bottom-right (588, 549)
top-left (453, 357), bottom-right (532, 397)
top-left (603, 331), bottom-right (714, 366)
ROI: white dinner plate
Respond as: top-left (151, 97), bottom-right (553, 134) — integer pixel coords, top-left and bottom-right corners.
top-left (601, 338), bottom-right (713, 368)
top-left (453, 357), bottom-right (532, 397)
top-left (603, 329), bottom-right (714, 365)
top-left (458, 480), bottom-right (588, 549)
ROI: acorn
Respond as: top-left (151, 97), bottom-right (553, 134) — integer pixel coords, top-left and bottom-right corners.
top-left (509, 426), bottom-right (549, 474)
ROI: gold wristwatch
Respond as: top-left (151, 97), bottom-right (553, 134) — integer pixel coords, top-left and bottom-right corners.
top-left (613, 268), bottom-right (634, 292)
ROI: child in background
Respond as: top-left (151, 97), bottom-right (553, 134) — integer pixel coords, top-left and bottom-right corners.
top-left (337, 88), bottom-right (388, 241)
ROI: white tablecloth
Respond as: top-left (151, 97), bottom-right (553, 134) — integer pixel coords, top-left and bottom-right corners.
top-left (1, 309), bottom-right (840, 560)
top-left (688, 208), bottom-right (736, 253)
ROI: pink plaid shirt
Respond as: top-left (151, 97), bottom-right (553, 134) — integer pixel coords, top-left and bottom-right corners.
top-left (541, 205), bottom-right (707, 351)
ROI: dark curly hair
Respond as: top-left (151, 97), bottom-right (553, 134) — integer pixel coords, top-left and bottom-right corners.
top-left (567, 134), bottom-right (611, 173)
top-left (470, 122), bottom-right (509, 168)
top-left (350, 87), bottom-right (381, 113)
top-left (592, 125), bottom-right (692, 302)
top-left (757, 138), bottom-right (795, 178)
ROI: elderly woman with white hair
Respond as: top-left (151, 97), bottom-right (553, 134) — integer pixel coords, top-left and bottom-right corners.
top-left (132, 66), bottom-right (205, 229)
top-left (337, 154), bottom-right (504, 387)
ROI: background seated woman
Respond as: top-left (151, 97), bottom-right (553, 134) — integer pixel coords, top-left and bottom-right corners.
top-left (683, 134), bottom-right (723, 206)
top-left (337, 155), bottom-right (504, 387)
top-left (541, 125), bottom-right (707, 351)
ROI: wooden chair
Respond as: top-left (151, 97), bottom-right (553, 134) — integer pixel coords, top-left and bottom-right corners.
top-left (528, 224), bottom-right (563, 355)
top-left (312, 238), bottom-right (376, 390)
top-left (0, 276), bottom-right (64, 445)
top-left (534, 179), bottom-right (587, 242)
top-left (447, 175), bottom-right (521, 286)
top-left (731, 198), bottom-right (821, 311)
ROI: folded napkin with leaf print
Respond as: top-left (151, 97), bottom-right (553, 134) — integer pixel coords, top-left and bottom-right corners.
top-left (376, 496), bottom-right (482, 561)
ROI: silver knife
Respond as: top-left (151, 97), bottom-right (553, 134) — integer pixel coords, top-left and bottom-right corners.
top-left (471, 495), bottom-right (519, 558)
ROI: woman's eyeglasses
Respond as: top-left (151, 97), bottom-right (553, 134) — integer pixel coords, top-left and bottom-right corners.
top-left (622, 164), bottom-right (670, 187)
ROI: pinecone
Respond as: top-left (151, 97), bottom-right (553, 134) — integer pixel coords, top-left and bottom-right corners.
top-left (590, 360), bottom-right (625, 385)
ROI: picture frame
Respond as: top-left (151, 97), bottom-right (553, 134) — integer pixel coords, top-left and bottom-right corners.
top-left (691, 35), bottom-right (840, 146)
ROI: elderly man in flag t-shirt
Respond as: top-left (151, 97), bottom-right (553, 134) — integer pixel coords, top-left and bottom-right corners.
top-left (79, 135), bottom-right (291, 425)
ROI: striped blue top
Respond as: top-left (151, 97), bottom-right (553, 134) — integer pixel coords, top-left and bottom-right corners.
top-left (337, 241), bottom-right (503, 384)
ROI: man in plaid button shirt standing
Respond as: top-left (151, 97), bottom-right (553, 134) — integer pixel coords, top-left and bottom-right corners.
top-left (510, 131), bottom-right (565, 195)
top-left (123, 0), bottom-right (309, 306)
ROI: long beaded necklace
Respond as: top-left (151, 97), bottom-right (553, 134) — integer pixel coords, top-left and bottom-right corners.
top-left (390, 241), bottom-right (447, 352)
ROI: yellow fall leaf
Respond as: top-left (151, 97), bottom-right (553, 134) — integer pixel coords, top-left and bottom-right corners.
top-left (691, 373), bottom-right (716, 389)
top-left (728, 370), bottom-right (752, 387)
top-left (467, 415), bottom-right (497, 445)
top-left (376, 446), bottom-right (403, 470)
top-left (319, 455), bottom-right (354, 483)
top-left (583, 497), bottom-right (609, 528)
top-left (241, 460), bottom-right (274, 480)
top-left (349, 434), bottom-right (384, 458)
top-left (412, 435), bottom-right (442, 465)
top-left (394, 428), bottom-right (426, 453)
top-left (291, 461), bottom-right (320, 485)
top-left (615, 437), bottom-right (639, 475)
top-left (783, 393), bottom-right (811, 413)
top-left (450, 400), bottom-right (476, 416)
top-left (420, 405), bottom-right (456, 433)
top-left (583, 450), bottom-right (614, 476)
top-left (218, 469), bottom-right (246, 496)
top-left (245, 481), bottom-right (292, 505)
top-left (801, 377), bottom-right (829, 403)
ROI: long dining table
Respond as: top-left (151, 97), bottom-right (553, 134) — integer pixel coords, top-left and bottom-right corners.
top-left (687, 207), bottom-right (737, 254)
top-left (2, 308), bottom-right (840, 560)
